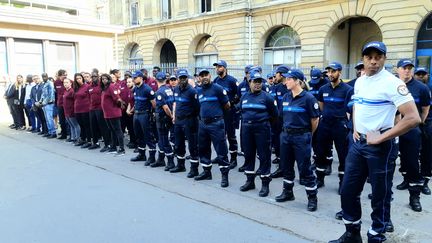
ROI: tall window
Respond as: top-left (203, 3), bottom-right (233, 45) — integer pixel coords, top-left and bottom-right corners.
top-left (263, 26), bottom-right (301, 69)
top-left (14, 40), bottom-right (44, 75)
top-left (128, 44), bottom-right (143, 70)
top-left (47, 42), bottom-right (76, 77)
top-left (194, 36), bottom-right (218, 74)
top-left (130, 1), bottom-right (139, 26)
top-left (201, 0), bottom-right (211, 13)
top-left (0, 38), bottom-right (7, 75)
top-left (161, 0), bottom-right (171, 20)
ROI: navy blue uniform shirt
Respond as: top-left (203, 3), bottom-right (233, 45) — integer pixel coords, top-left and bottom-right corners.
top-left (282, 90), bottom-right (320, 129)
top-left (406, 78), bottom-right (431, 116)
top-left (133, 83), bottom-right (154, 112)
top-left (309, 77), bottom-right (329, 100)
top-left (317, 81), bottom-right (352, 119)
top-left (237, 78), bottom-right (250, 98)
top-left (240, 91), bottom-right (278, 122)
top-left (346, 78), bottom-right (357, 87)
top-left (274, 82), bottom-right (289, 116)
top-left (197, 83), bottom-right (229, 119)
top-left (214, 74), bottom-right (238, 103)
top-left (155, 84), bottom-right (174, 115)
top-left (174, 84), bottom-right (199, 118)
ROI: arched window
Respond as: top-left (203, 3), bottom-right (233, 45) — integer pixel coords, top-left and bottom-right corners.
top-left (194, 35), bottom-right (218, 68)
top-left (263, 26), bottom-right (301, 68)
top-left (128, 44), bottom-right (143, 69)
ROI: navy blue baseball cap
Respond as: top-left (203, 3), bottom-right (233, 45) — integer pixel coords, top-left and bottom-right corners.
top-left (275, 65), bottom-right (290, 74)
top-left (252, 65), bottom-right (262, 73)
top-left (213, 60), bottom-right (227, 68)
top-left (244, 64), bottom-right (254, 73)
top-left (354, 62), bottom-right (364, 69)
top-left (415, 67), bottom-right (428, 74)
top-left (282, 69), bottom-right (305, 81)
top-left (397, 59), bottom-right (414, 68)
top-left (198, 68), bottom-right (210, 75)
top-left (362, 41), bottom-right (387, 55)
top-left (249, 69), bottom-right (265, 82)
top-left (266, 73), bottom-right (274, 79)
top-left (169, 75), bottom-right (177, 80)
top-left (310, 69), bottom-right (322, 83)
top-left (156, 71), bottom-right (166, 80)
top-left (325, 62), bottom-right (343, 71)
top-left (177, 68), bottom-right (189, 78)
top-left (132, 70), bottom-right (144, 78)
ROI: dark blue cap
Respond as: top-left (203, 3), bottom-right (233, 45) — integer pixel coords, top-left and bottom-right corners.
top-left (266, 73), bottom-right (274, 79)
top-left (169, 75), bottom-right (177, 80)
top-left (156, 71), bottom-right (166, 80)
top-left (354, 62), bottom-right (364, 69)
top-left (362, 41), bottom-right (387, 55)
top-left (310, 69), bottom-right (322, 83)
top-left (326, 62), bottom-right (343, 71)
top-left (249, 69), bottom-right (265, 82)
top-left (177, 68), bottom-right (189, 78)
top-left (213, 60), bottom-right (227, 68)
top-left (198, 68), bottom-right (210, 75)
top-left (252, 65), bottom-right (262, 73)
top-left (415, 67), bottom-right (428, 74)
top-left (397, 59), bottom-right (414, 68)
top-left (132, 70), bottom-right (144, 78)
top-left (275, 65), bottom-right (290, 74)
top-left (282, 69), bottom-right (305, 80)
top-left (244, 64), bottom-right (254, 73)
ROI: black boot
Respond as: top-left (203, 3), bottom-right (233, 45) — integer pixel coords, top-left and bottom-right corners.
top-left (409, 190), bottom-right (422, 212)
top-left (164, 155), bottom-right (175, 171)
top-left (307, 194), bottom-right (318, 211)
top-left (170, 158), bottom-right (186, 173)
top-left (270, 167), bottom-right (283, 178)
top-left (275, 182), bottom-right (295, 202)
top-left (338, 174), bottom-right (344, 195)
top-left (396, 179), bottom-right (409, 190)
top-left (145, 150), bottom-right (156, 166)
top-left (335, 210), bottom-right (343, 220)
top-left (385, 219), bottom-right (394, 233)
top-left (259, 177), bottom-right (272, 197)
top-left (271, 157), bottom-right (280, 164)
top-left (151, 152), bottom-right (165, 167)
top-left (130, 149), bottom-right (146, 162)
top-left (229, 152), bottom-right (237, 169)
top-left (195, 166), bottom-right (212, 180)
top-left (238, 163), bottom-right (246, 172)
top-left (422, 178), bottom-right (431, 195)
top-left (240, 174), bottom-right (256, 192)
top-left (220, 167), bottom-right (229, 188)
top-left (329, 224), bottom-right (362, 243)
top-left (187, 162), bottom-right (199, 178)
top-left (316, 171), bottom-right (325, 188)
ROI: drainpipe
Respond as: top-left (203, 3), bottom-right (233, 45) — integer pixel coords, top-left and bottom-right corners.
top-left (247, 0), bottom-right (252, 64)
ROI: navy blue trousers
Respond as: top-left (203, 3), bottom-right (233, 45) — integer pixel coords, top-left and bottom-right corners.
top-left (341, 137), bottom-right (397, 234)
top-left (156, 113), bottom-right (173, 156)
top-left (198, 119), bottom-right (229, 167)
top-left (241, 121), bottom-right (272, 176)
top-left (174, 116), bottom-right (198, 160)
top-left (134, 112), bottom-right (156, 151)
top-left (223, 109), bottom-right (238, 154)
top-left (420, 121), bottom-right (432, 178)
top-left (399, 127), bottom-right (424, 190)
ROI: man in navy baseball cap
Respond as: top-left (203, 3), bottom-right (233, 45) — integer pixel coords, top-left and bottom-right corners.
top-left (414, 67), bottom-right (429, 84)
top-left (213, 60), bottom-right (227, 68)
top-left (397, 59), bottom-right (414, 69)
top-left (176, 68), bottom-right (189, 78)
top-left (310, 68), bottom-right (322, 84)
top-left (132, 70), bottom-right (145, 79)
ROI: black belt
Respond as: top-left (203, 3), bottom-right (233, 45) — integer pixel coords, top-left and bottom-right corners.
top-left (135, 110), bottom-right (150, 114)
top-left (201, 116), bottom-right (222, 124)
top-left (242, 120), bottom-right (269, 124)
top-left (176, 115), bottom-right (195, 120)
top-left (47, 102), bottom-right (54, 104)
top-left (283, 127), bottom-right (310, 134)
top-left (358, 128), bottom-right (391, 143)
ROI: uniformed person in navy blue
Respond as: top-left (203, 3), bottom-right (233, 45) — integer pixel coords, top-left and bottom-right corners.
top-left (213, 60), bottom-right (239, 169)
top-left (238, 69), bottom-right (278, 197)
top-left (194, 68), bottom-right (231, 187)
top-left (171, 69), bottom-right (200, 177)
top-left (330, 41), bottom-right (420, 243)
top-left (415, 67), bottom-right (432, 195)
top-left (269, 65), bottom-right (290, 178)
top-left (273, 69), bottom-right (320, 211)
top-left (130, 71), bottom-right (157, 164)
top-left (346, 62), bottom-right (364, 87)
top-left (152, 71), bottom-right (175, 169)
top-left (315, 62), bottom-right (353, 192)
top-left (394, 59), bottom-right (430, 212)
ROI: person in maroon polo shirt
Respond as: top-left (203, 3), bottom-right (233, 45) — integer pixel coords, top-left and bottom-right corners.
top-left (62, 78), bottom-right (81, 143)
top-left (73, 73), bottom-right (92, 148)
top-left (54, 69), bottom-right (69, 139)
top-left (140, 68), bottom-right (158, 92)
top-left (101, 73), bottom-right (126, 156)
top-left (122, 77), bottom-right (137, 149)
top-left (88, 72), bottom-right (111, 152)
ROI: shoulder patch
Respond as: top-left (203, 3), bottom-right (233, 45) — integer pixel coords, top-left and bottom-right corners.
top-left (223, 90), bottom-right (227, 95)
top-left (397, 85), bottom-right (409, 96)
top-left (150, 90), bottom-right (155, 95)
top-left (274, 100), bottom-right (277, 106)
top-left (314, 103), bottom-right (319, 109)
top-left (157, 95), bottom-right (162, 100)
